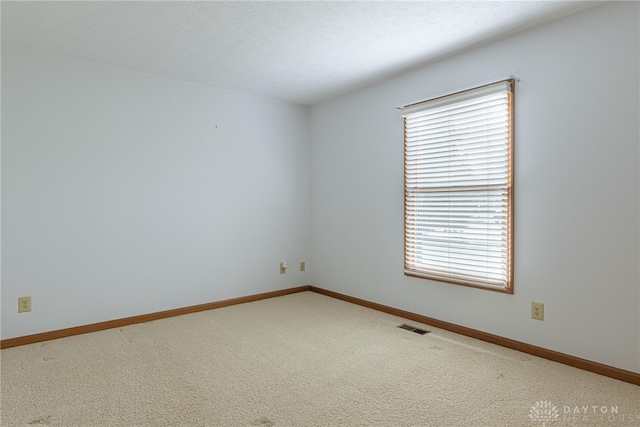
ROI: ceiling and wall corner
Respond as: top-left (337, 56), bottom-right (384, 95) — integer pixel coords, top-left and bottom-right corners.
top-left (308, 1), bottom-right (640, 373)
top-left (1, 1), bottom-right (601, 106)
top-left (1, 45), bottom-right (312, 339)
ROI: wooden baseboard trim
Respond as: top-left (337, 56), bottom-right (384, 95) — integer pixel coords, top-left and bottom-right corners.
top-left (0, 285), bottom-right (310, 349)
top-left (4, 284), bottom-right (638, 385)
top-left (309, 286), bottom-right (640, 386)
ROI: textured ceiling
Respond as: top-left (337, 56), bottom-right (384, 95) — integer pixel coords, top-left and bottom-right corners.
top-left (1, 1), bottom-right (599, 105)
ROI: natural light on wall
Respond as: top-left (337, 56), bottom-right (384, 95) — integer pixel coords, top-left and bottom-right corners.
top-left (402, 79), bottom-right (514, 293)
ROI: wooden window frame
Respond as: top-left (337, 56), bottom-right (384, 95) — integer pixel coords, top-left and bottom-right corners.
top-left (402, 79), bottom-right (514, 293)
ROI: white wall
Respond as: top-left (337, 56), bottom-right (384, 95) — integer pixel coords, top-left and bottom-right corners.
top-left (1, 46), bottom-right (310, 339)
top-left (310, 2), bottom-right (640, 373)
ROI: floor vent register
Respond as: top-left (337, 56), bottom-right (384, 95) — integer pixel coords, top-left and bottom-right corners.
top-left (397, 324), bottom-right (431, 335)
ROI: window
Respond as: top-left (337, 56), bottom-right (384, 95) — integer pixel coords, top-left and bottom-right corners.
top-left (402, 79), bottom-right (514, 292)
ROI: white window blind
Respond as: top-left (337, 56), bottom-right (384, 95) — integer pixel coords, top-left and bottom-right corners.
top-left (402, 79), bottom-right (514, 292)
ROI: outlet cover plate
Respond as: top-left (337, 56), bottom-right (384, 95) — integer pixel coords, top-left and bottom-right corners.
top-left (531, 302), bottom-right (544, 321)
top-left (18, 296), bottom-right (32, 313)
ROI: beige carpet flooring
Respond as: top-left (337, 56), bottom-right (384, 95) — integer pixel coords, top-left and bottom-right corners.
top-left (1, 291), bottom-right (639, 427)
